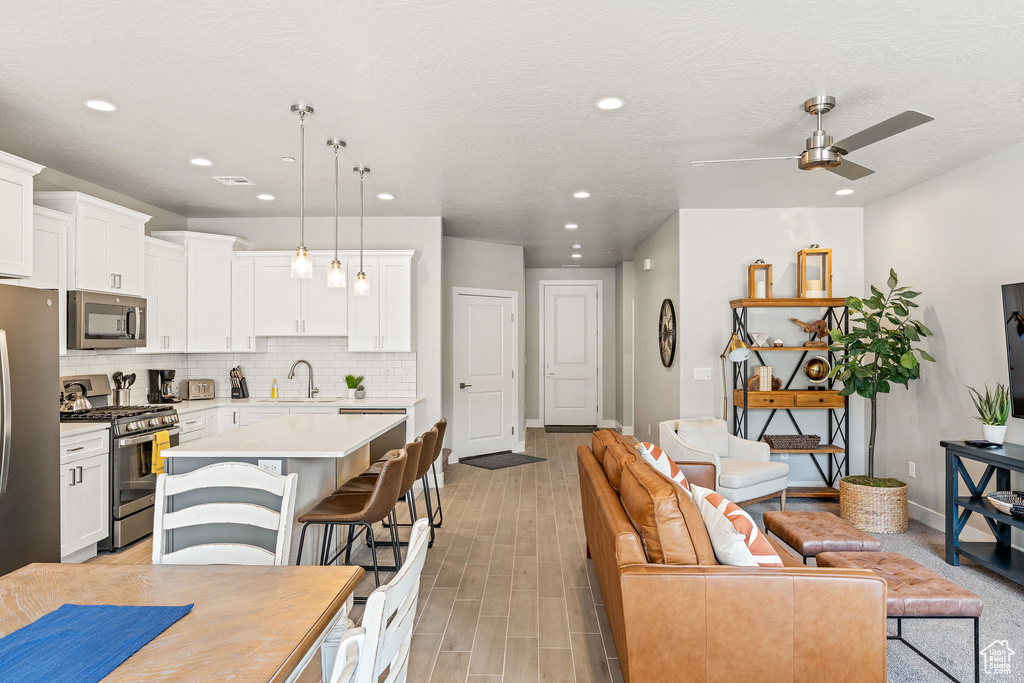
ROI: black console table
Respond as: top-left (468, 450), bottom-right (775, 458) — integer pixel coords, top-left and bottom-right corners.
top-left (942, 440), bottom-right (1024, 586)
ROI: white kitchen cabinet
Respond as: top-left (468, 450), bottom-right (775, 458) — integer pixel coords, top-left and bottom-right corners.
top-left (34, 192), bottom-right (150, 296)
top-left (218, 407), bottom-right (241, 432)
top-left (250, 253), bottom-right (347, 337)
top-left (0, 150), bottom-right (44, 278)
top-left (60, 430), bottom-right (110, 560)
top-left (347, 252), bottom-right (414, 351)
top-left (142, 238), bottom-right (187, 354)
top-left (231, 257), bottom-right (258, 352)
top-left (239, 406), bottom-right (290, 427)
top-left (179, 410), bottom-right (209, 443)
top-left (13, 206), bottom-right (70, 355)
top-left (151, 231), bottom-right (252, 353)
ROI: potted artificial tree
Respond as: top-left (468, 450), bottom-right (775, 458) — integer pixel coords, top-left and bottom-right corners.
top-left (344, 374), bottom-right (365, 399)
top-left (967, 383), bottom-right (1011, 444)
top-left (829, 269), bottom-right (934, 533)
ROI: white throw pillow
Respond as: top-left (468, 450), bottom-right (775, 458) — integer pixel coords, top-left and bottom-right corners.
top-left (677, 419), bottom-right (730, 456)
top-left (688, 484), bottom-right (758, 567)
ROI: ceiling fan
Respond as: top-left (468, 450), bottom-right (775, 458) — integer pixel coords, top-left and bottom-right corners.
top-left (691, 95), bottom-right (934, 180)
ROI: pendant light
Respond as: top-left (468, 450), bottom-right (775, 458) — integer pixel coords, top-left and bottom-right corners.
top-left (290, 104), bottom-right (313, 279)
top-left (353, 165), bottom-right (370, 296)
top-left (326, 137), bottom-right (347, 288)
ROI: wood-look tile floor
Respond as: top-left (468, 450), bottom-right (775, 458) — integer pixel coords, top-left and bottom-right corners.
top-left (90, 428), bottom-right (620, 683)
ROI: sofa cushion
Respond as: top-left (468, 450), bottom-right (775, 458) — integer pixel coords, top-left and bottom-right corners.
top-left (602, 442), bottom-right (638, 493)
top-left (690, 485), bottom-right (784, 567)
top-left (636, 442), bottom-right (689, 489)
top-left (677, 418), bottom-right (730, 456)
top-left (592, 429), bottom-right (619, 461)
top-left (718, 458), bottom-right (790, 489)
top-left (618, 459), bottom-right (717, 565)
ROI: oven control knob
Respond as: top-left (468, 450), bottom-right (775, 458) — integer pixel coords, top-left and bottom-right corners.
top-left (125, 422), bottom-right (135, 432)
top-left (161, 416), bottom-right (173, 425)
top-left (149, 418), bottom-right (160, 427)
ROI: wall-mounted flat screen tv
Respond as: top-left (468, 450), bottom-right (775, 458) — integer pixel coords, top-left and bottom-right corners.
top-left (1001, 282), bottom-right (1024, 418)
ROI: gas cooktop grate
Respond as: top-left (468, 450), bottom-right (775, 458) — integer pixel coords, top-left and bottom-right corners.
top-left (60, 406), bottom-right (166, 420)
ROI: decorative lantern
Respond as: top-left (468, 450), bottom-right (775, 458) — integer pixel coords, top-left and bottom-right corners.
top-left (747, 259), bottom-right (773, 299)
top-left (797, 245), bottom-right (832, 298)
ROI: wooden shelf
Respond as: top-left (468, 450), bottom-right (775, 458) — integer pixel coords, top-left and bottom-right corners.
top-left (730, 297), bottom-right (848, 309)
top-left (786, 486), bottom-right (840, 498)
top-left (955, 496), bottom-right (1024, 532)
top-left (733, 389), bottom-right (844, 409)
top-left (770, 445), bottom-right (845, 454)
top-left (956, 542), bottom-right (1024, 585)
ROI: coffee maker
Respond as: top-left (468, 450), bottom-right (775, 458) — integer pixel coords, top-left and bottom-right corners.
top-left (149, 369), bottom-right (181, 403)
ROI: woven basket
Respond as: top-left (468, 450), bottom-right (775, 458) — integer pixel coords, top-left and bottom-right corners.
top-left (763, 434), bottom-right (821, 449)
top-left (840, 479), bottom-right (908, 534)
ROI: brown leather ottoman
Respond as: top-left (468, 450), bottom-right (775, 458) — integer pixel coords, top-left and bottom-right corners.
top-left (762, 510), bottom-right (881, 563)
top-left (817, 551), bottom-right (982, 683)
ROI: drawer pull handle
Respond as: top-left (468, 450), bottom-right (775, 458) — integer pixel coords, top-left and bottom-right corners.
top-left (77, 466), bottom-right (83, 483)
top-left (66, 446), bottom-right (85, 453)
top-left (69, 468), bottom-right (76, 486)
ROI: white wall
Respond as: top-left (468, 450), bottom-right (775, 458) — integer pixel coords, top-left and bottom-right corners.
top-left (633, 213), bottom-right (681, 442)
top-left (865, 140), bottom-right (1024, 542)
top-left (524, 268), bottom-right (617, 426)
top-left (677, 208), bottom-right (865, 486)
top-left (615, 262), bottom-right (635, 433)
top-left (189, 216), bottom-right (442, 433)
top-left (441, 236), bottom-right (526, 450)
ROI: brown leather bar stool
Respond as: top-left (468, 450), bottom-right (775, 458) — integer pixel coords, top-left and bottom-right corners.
top-left (425, 418), bottom-right (447, 531)
top-left (295, 450), bottom-right (407, 602)
top-left (381, 427), bottom-right (439, 547)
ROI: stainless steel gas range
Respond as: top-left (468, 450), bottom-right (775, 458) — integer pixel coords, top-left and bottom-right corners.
top-left (60, 375), bottom-right (180, 550)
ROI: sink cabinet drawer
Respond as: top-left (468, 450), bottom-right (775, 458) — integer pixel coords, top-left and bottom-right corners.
top-left (60, 431), bottom-right (109, 464)
top-left (179, 411), bottom-right (207, 434)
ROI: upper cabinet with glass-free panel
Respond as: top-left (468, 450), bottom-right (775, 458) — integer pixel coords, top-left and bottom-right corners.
top-left (0, 150), bottom-right (44, 278)
top-left (347, 251), bottom-right (414, 352)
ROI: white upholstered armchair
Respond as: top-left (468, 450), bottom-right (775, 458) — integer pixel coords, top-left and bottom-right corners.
top-left (659, 416), bottom-right (789, 509)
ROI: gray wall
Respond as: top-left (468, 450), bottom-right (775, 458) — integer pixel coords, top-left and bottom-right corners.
top-left (441, 236), bottom-right (526, 448)
top-left (524, 268), bottom-right (617, 425)
top-left (864, 141), bottom-right (1024, 544)
top-left (677, 208), bottom-right (865, 486)
top-left (633, 213), bottom-right (681, 443)
top-left (615, 262), bottom-right (635, 432)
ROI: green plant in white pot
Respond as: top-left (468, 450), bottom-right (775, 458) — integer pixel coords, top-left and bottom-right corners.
top-left (344, 374), bottom-right (365, 399)
top-left (829, 269), bottom-right (934, 533)
top-left (967, 383), bottom-right (1010, 444)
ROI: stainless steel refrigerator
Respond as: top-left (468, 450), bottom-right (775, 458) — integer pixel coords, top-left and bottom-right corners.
top-left (0, 285), bottom-right (60, 575)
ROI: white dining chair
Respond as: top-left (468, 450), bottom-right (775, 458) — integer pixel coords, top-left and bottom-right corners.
top-left (326, 518), bottom-right (431, 683)
top-left (151, 462), bottom-right (298, 565)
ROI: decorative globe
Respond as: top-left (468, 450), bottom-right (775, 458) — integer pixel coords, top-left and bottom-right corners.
top-left (803, 356), bottom-right (831, 383)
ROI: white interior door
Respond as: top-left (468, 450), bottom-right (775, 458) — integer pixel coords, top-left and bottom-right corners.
top-left (454, 292), bottom-right (516, 457)
top-left (544, 284), bottom-right (599, 426)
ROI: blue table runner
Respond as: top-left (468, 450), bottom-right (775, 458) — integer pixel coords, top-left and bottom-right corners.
top-left (0, 603), bottom-right (193, 683)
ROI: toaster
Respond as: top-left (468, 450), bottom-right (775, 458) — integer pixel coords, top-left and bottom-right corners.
top-left (185, 379), bottom-right (216, 400)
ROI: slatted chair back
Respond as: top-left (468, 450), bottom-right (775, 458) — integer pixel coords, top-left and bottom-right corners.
top-left (152, 462), bottom-right (298, 566)
top-left (328, 519), bottom-right (431, 683)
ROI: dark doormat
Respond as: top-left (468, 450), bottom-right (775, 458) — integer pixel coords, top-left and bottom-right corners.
top-left (459, 452), bottom-right (546, 470)
top-left (544, 425), bottom-right (597, 434)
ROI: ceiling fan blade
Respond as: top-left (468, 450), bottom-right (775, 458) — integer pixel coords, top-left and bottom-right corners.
top-left (691, 156), bottom-right (799, 166)
top-left (827, 158), bottom-right (875, 181)
top-left (831, 110), bottom-right (934, 154)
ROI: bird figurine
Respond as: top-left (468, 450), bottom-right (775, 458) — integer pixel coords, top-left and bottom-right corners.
top-left (790, 318), bottom-right (830, 347)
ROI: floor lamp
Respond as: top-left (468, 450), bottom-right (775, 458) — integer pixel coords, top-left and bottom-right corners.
top-left (721, 334), bottom-right (752, 420)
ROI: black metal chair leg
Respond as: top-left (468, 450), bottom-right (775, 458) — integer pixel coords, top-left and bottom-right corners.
top-left (974, 617), bottom-right (979, 683)
top-left (365, 522), bottom-right (381, 586)
top-left (431, 462), bottom-right (444, 527)
top-left (390, 510), bottom-right (402, 570)
top-left (319, 524), bottom-right (336, 566)
top-left (296, 522), bottom-right (312, 566)
top-left (344, 524), bottom-right (354, 564)
top-left (421, 475), bottom-right (436, 547)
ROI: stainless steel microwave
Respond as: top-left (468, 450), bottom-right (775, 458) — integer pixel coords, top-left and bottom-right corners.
top-left (68, 291), bottom-right (147, 350)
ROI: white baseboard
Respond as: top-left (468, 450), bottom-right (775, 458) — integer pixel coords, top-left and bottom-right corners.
top-left (621, 425), bottom-right (634, 436)
top-left (908, 499), bottom-right (1024, 550)
top-left (515, 440), bottom-right (526, 453)
top-left (599, 419), bottom-right (617, 428)
top-left (62, 544), bottom-right (98, 564)
top-left (526, 419), bottom-right (542, 429)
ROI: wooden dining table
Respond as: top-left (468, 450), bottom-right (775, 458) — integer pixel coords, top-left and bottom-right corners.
top-left (0, 562), bottom-right (364, 682)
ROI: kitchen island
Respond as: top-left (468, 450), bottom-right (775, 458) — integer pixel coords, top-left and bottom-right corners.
top-left (163, 412), bottom-right (407, 565)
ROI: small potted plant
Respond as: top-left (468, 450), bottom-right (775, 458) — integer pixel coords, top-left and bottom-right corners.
top-left (355, 384), bottom-right (366, 400)
top-left (967, 383), bottom-right (1011, 444)
top-left (344, 374), bottom-right (365, 399)
top-left (830, 269), bottom-right (934, 533)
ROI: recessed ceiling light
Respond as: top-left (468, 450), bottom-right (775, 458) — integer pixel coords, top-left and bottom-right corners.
top-left (377, 193), bottom-right (395, 200)
top-left (190, 158), bottom-right (213, 166)
top-left (572, 243), bottom-right (582, 249)
top-left (84, 100), bottom-right (118, 112)
top-left (257, 194), bottom-right (274, 200)
top-left (281, 156), bottom-right (296, 163)
top-left (835, 188), bottom-right (854, 196)
top-left (571, 253), bottom-right (583, 259)
top-left (596, 97), bottom-right (625, 110)
top-left (565, 223), bottom-right (578, 229)
top-left (573, 191), bottom-right (590, 199)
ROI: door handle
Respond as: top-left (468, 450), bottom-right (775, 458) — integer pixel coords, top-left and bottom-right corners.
top-left (0, 331), bottom-right (10, 495)
top-left (69, 468), bottom-right (76, 487)
top-left (301, 320), bottom-right (305, 333)
top-left (226, 336), bottom-right (230, 350)
top-left (76, 466), bottom-right (83, 484)
top-left (460, 383), bottom-right (472, 389)
top-left (545, 372), bottom-right (555, 377)
top-left (295, 320), bottom-right (299, 333)
top-left (111, 273), bottom-right (117, 289)
top-left (117, 274), bottom-right (122, 289)
top-left (247, 336), bottom-right (251, 349)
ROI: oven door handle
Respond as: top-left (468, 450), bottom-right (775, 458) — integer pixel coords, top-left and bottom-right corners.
top-left (118, 426), bottom-right (181, 447)
top-left (125, 307), bottom-right (138, 339)
top-left (0, 331), bottom-right (11, 495)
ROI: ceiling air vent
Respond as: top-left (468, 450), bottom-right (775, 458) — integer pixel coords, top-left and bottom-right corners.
top-left (561, 264), bottom-right (581, 268)
top-left (213, 176), bottom-right (257, 186)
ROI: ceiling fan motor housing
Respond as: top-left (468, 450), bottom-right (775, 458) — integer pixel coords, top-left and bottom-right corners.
top-left (799, 130), bottom-right (842, 170)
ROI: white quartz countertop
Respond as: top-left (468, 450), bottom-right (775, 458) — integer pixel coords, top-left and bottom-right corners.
top-left (60, 423), bottom-right (110, 438)
top-left (165, 396), bottom-right (424, 415)
top-left (164, 413), bottom-right (407, 458)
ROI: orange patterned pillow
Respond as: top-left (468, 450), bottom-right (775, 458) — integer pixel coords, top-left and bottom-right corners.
top-left (636, 442), bottom-right (689, 490)
top-left (689, 484), bottom-right (783, 567)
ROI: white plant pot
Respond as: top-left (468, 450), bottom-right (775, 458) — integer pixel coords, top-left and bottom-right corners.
top-left (982, 424), bottom-right (1007, 444)
top-left (347, 388), bottom-right (357, 398)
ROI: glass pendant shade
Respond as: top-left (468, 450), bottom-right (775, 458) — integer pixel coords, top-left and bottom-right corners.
top-left (291, 246), bottom-right (313, 279)
top-left (354, 271), bottom-right (370, 296)
top-left (328, 259), bottom-right (346, 288)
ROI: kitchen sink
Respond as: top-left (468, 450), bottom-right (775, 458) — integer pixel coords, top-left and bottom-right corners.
top-left (256, 398), bottom-right (340, 404)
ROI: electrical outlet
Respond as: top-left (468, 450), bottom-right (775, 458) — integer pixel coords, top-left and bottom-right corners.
top-left (778, 453), bottom-right (789, 460)
top-left (258, 459), bottom-right (283, 475)
top-left (385, 367), bottom-right (392, 379)
top-left (648, 424), bottom-right (651, 436)
top-left (694, 367), bottom-right (712, 381)
top-left (909, 462), bottom-right (916, 478)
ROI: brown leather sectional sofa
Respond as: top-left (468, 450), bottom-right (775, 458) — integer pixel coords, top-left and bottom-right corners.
top-left (578, 431), bottom-right (888, 682)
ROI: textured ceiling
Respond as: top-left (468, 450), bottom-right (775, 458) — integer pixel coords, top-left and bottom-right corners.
top-left (2, 1), bottom-right (1024, 267)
